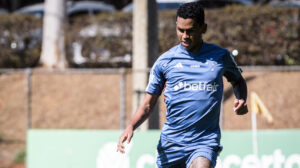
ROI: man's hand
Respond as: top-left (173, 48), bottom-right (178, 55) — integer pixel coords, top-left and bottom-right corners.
top-left (116, 93), bottom-right (158, 153)
top-left (233, 99), bottom-right (248, 115)
top-left (117, 125), bottom-right (134, 153)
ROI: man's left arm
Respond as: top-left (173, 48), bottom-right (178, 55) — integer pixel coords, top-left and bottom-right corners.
top-left (231, 76), bottom-right (248, 115)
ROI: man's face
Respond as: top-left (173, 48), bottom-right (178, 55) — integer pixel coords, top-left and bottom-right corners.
top-left (176, 17), bottom-right (206, 53)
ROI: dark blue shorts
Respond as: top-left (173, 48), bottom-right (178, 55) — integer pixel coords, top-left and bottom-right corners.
top-left (156, 138), bottom-right (222, 168)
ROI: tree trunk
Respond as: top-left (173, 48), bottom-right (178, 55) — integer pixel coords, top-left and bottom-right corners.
top-left (40, 0), bottom-right (67, 69)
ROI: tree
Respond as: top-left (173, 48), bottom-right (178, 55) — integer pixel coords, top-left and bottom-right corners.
top-left (40, 0), bottom-right (67, 69)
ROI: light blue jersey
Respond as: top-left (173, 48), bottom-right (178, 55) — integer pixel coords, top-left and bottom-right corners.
top-left (146, 42), bottom-right (242, 167)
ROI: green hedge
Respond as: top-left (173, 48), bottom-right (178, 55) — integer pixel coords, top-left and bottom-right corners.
top-left (0, 6), bottom-right (299, 68)
top-left (158, 6), bottom-right (300, 65)
top-left (204, 5), bottom-right (300, 65)
top-left (65, 13), bottom-right (132, 67)
top-left (0, 14), bottom-right (42, 68)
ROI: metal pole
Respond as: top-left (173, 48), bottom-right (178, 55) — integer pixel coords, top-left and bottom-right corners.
top-left (251, 112), bottom-right (258, 157)
top-left (26, 68), bottom-right (32, 129)
top-left (120, 68), bottom-right (126, 130)
top-left (133, 0), bottom-right (158, 130)
top-left (220, 96), bottom-right (224, 130)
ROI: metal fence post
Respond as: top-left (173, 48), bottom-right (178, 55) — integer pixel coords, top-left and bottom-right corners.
top-left (26, 68), bottom-right (32, 129)
top-left (120, 68), bottom-right (126, 130)
top-left (220, 96), bottom-right (224, 130)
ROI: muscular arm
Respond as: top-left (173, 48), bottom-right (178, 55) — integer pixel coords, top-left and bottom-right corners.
top-left (117, 93), bottom-right (159, 153)
top-left (231, 76), bottom-right (248, 115)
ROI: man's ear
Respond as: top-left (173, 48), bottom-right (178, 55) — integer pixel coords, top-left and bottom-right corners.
top-left (201, 23), bottom-right (207, 34)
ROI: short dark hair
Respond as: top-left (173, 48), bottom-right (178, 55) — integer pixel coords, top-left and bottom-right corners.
top-left (176, 1), bottom-right (205, 25)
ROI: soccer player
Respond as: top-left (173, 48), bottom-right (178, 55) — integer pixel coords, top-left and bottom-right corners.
top-left (117, 2), bottom-right (248, 168)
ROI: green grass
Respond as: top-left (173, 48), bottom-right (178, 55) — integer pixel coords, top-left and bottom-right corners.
top-left (13, 149), bottom-right (26, 164)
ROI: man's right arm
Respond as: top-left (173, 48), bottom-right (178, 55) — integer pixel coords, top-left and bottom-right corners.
top-left (117, 93), bottom-right (159, 153)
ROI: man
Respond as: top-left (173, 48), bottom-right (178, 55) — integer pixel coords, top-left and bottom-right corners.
top-left (117, 2), bottom-right (248, 168)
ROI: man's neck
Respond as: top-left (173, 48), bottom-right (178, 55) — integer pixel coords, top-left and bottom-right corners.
top-left (188, 40), bottom-right (203, 53)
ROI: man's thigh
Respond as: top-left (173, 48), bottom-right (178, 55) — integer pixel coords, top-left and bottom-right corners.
top-left (189, 156), bottom-right (212, 168)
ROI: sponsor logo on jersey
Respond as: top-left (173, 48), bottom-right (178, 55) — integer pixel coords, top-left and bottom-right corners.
top-left (190, 64), bottom-right (200, 68)
top-left (174, 81), bottom-right (219, 92)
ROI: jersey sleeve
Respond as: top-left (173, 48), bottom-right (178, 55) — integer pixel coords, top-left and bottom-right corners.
top-left (145, 58), bottom-right (166, 96)
top-left (223, 51), bottom-right (242, 82)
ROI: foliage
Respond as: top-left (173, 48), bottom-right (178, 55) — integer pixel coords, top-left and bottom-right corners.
top-left (65, 12), bottom-right (133, 67)
top-left (159, 6), bottom-right (300, 65)
top-left (0, 14), bottom-right (42, 68)
top-left (205, 5), bottom-right (300, 65)
top-left (13, 149), bottom-right (26, 164)
top-left (0, 6), bottom-right (299, 68)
